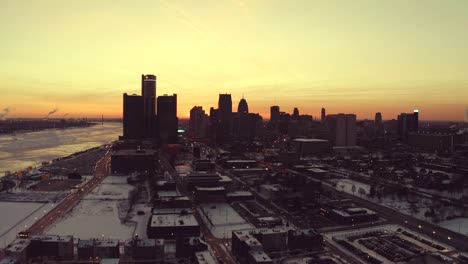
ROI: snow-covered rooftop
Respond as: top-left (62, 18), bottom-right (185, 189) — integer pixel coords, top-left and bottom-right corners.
top-left (150, 214), bottom-right (198, 228)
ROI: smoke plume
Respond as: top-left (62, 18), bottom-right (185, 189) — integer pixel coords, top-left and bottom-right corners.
top-left (0, 107), bottom-right (11, 120)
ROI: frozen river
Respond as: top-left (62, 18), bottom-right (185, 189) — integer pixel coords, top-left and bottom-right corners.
top-left (0, 122), bottom-right (122, 176)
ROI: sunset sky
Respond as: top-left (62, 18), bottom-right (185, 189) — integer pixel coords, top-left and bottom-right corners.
top-left (0, 0), bottom-right (467, 121)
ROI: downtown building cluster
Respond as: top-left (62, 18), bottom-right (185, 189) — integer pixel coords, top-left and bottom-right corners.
top-left (123, 74), bottom-right (178, 145)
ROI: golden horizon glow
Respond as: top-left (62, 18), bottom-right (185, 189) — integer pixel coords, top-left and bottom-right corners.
top-left (1, 0), bottom-right (467, 121)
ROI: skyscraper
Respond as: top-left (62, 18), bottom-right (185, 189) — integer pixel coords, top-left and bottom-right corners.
top-left (190, 106), bottom-right (208, 139)
top-left (270, 106), bottom-right (280, 126)
top-left (321, 108), bottom-right (326, 124)
top-left (218, 94), bottom-right (232, 141)
top-left (141, 74), bottom-right (156, 138)
top-left (293, 108), bottom-right (299, 118)
top-left (237, 98), bottom-right (249, 114)
top-left (157, 94), bottom-right (178, 144)
top-left (123, 93), bottom-right (144, 140)
top-left (398, 110), bottom-right (419, 140)
top-left (375, 112), bottom-right (384, 137)
top-left (326, 113), bottom-right (356, 146)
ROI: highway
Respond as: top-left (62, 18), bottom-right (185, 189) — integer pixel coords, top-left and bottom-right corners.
top-left (287, 169), bottom-right (468, 252)
top-left (26, 150), bottom-right (112, 235)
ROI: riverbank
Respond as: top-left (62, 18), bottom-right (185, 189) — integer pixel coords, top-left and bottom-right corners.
top-left (0, 122), bottom-right (122, 175)
top-left (0, 119), bottom-right (97, 134)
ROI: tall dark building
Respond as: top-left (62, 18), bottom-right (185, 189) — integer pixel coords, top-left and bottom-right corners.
top-left (398, 110), bottom-right (419, 140)
top-left (157, 94), bottom-right (178, 144)
top-left (218, 94), bottom-right (232, 141)
top-left (142, 74), bottom-right (157, 138)
top-left (326, 114), bottom-right (357, 146)
top-left (293, 108), bottom-right (299, 118)
top-left (123, 93), bottom-right (144, 140)
top-left (375, 112), bottom-right (384, 137)
top-left (270, 106), bottom-right (280, 126)
top-left (238, 98), bottom-right (249, 114)
top-left (190, 106), bottom-right (208, 139)
top-left (209, 107), bottom-right (219, 144)
top-left (321, 108), bottom-right (326, 124)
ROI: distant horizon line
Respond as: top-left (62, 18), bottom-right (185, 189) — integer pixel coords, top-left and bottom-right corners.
top-left (2, 117), bottom-right (467, 123)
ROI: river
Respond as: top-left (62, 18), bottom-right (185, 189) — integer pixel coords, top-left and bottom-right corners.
top-left (0, 122), bottom-right (122, 176)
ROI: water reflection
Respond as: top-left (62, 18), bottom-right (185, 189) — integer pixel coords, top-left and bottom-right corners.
top-left (0, 122), bottom-right (122, 176)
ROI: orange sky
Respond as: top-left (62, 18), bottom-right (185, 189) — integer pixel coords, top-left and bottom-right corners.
top-left (1, 0), bottom-right (467, 121)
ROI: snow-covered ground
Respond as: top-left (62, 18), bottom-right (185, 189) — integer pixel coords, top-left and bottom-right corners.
top-left (438, 218), bottom-right (468, 236)
top-left (327, 177), bottom-right (465, 225)
top-left (0, 202), bottom-right (56, 246)
top-left (331, 179), bottom-right (370, 196)
top-left (47, 199), bottom-right (134, 240)
top-left (199, 203), bottom-right (253, 239)
top-left (47, 176), bottom-right (135, 240)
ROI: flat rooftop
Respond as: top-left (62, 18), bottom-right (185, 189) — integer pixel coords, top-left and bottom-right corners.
top-left (195, 186), bottom-right (226, 191)
top-left (293, 138), bottom-right (328, 143)
top-left (150, 213), bottom-right (199, 228)
top-left (332, 207), bottom-right (377, 217)
top-left (124, 239), bottom-right (156, 247)
top-left (31, 235), bottom-right (73, 243)
top-left (112, 149), bottom-right (157, 156)
top-left (249, 250), bottom-right (272, 262)
top-left (6, 239), bottom-right (30, 253)
top-left (226, 191), bottom-right (253, 197)
top-left (94, 240), bottom-right (119, 247)
top-left (226, 160), bottom-right (257, 163)
top-left (152, 208), bottom-right (192, 215)
top-left (194, 250), bottom-right (217, 264)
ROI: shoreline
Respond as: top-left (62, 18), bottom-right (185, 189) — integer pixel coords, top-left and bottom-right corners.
top-left (0, 122), bottom-right (98, 136)
top-left (0, 143), bottom-right (114, 181)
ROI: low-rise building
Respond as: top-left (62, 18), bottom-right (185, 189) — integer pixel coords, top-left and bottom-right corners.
top-left (248, 250), bottom-right (273, 264)
top-left (329, 207), bottom-right (378, 225)
top-left (194, 186), bottom-right (226, 203)
top-left (4, 239), bottom-right (30, 264)
top-left (175, 237), bottom-right (208, 258)
top-left (111, 149), bottom-right (157, 174)
top-left (124, 238), bottom-right (157, 260)
top-left (29, 235), bottom-right (74, 260)
top-left (287, 229), bottom-right (323, 252)
top-left (292, 138), bottom-right (332, 156)
top-left (194, 250), bottom-right (217, 264)
top-left (226, 191), bottom-right (254, 202)
top-left (148, 212), bottom-right (200, 239)
top-left (77, 239), bottom-right (119, 260)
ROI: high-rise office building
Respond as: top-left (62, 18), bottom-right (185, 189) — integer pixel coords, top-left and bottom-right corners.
top-left (218, 94), bottom-right (232, 141)
top-left (398, 110), bottom-right (419, 140)
top-left (190, 106), bottom-right (208, 139)
top-left (321, 108), bottom-right (326, 124)
top-left (142, 74), bottom-right (157, 138)
top-left (123, 93), bottom-right (144, 140)
top-left (375, 112), bottom-right (384, 137)
top-left (236, 113), bottom-right (263, 140)
top-left (238, 98), bottom-right (249, 114)
top-left (157, 94), bottom-right (178, 144)
top-left (293, 108), bottom-right (299, 118)
top-left (209, 107), bottom-right (219, 144)
top-left (326, 113), bottom-right (356, 146)
top-left (270, 106), bottom-right (280, 126)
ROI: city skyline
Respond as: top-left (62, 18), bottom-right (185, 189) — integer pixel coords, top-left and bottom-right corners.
top-left (1, 0), bottom-right (468, 120)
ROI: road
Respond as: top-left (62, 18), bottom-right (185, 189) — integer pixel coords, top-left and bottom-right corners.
top-left (288, 169), bottom-right (468, 252)
top-left (26, 150), bottom-right (111, 235)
